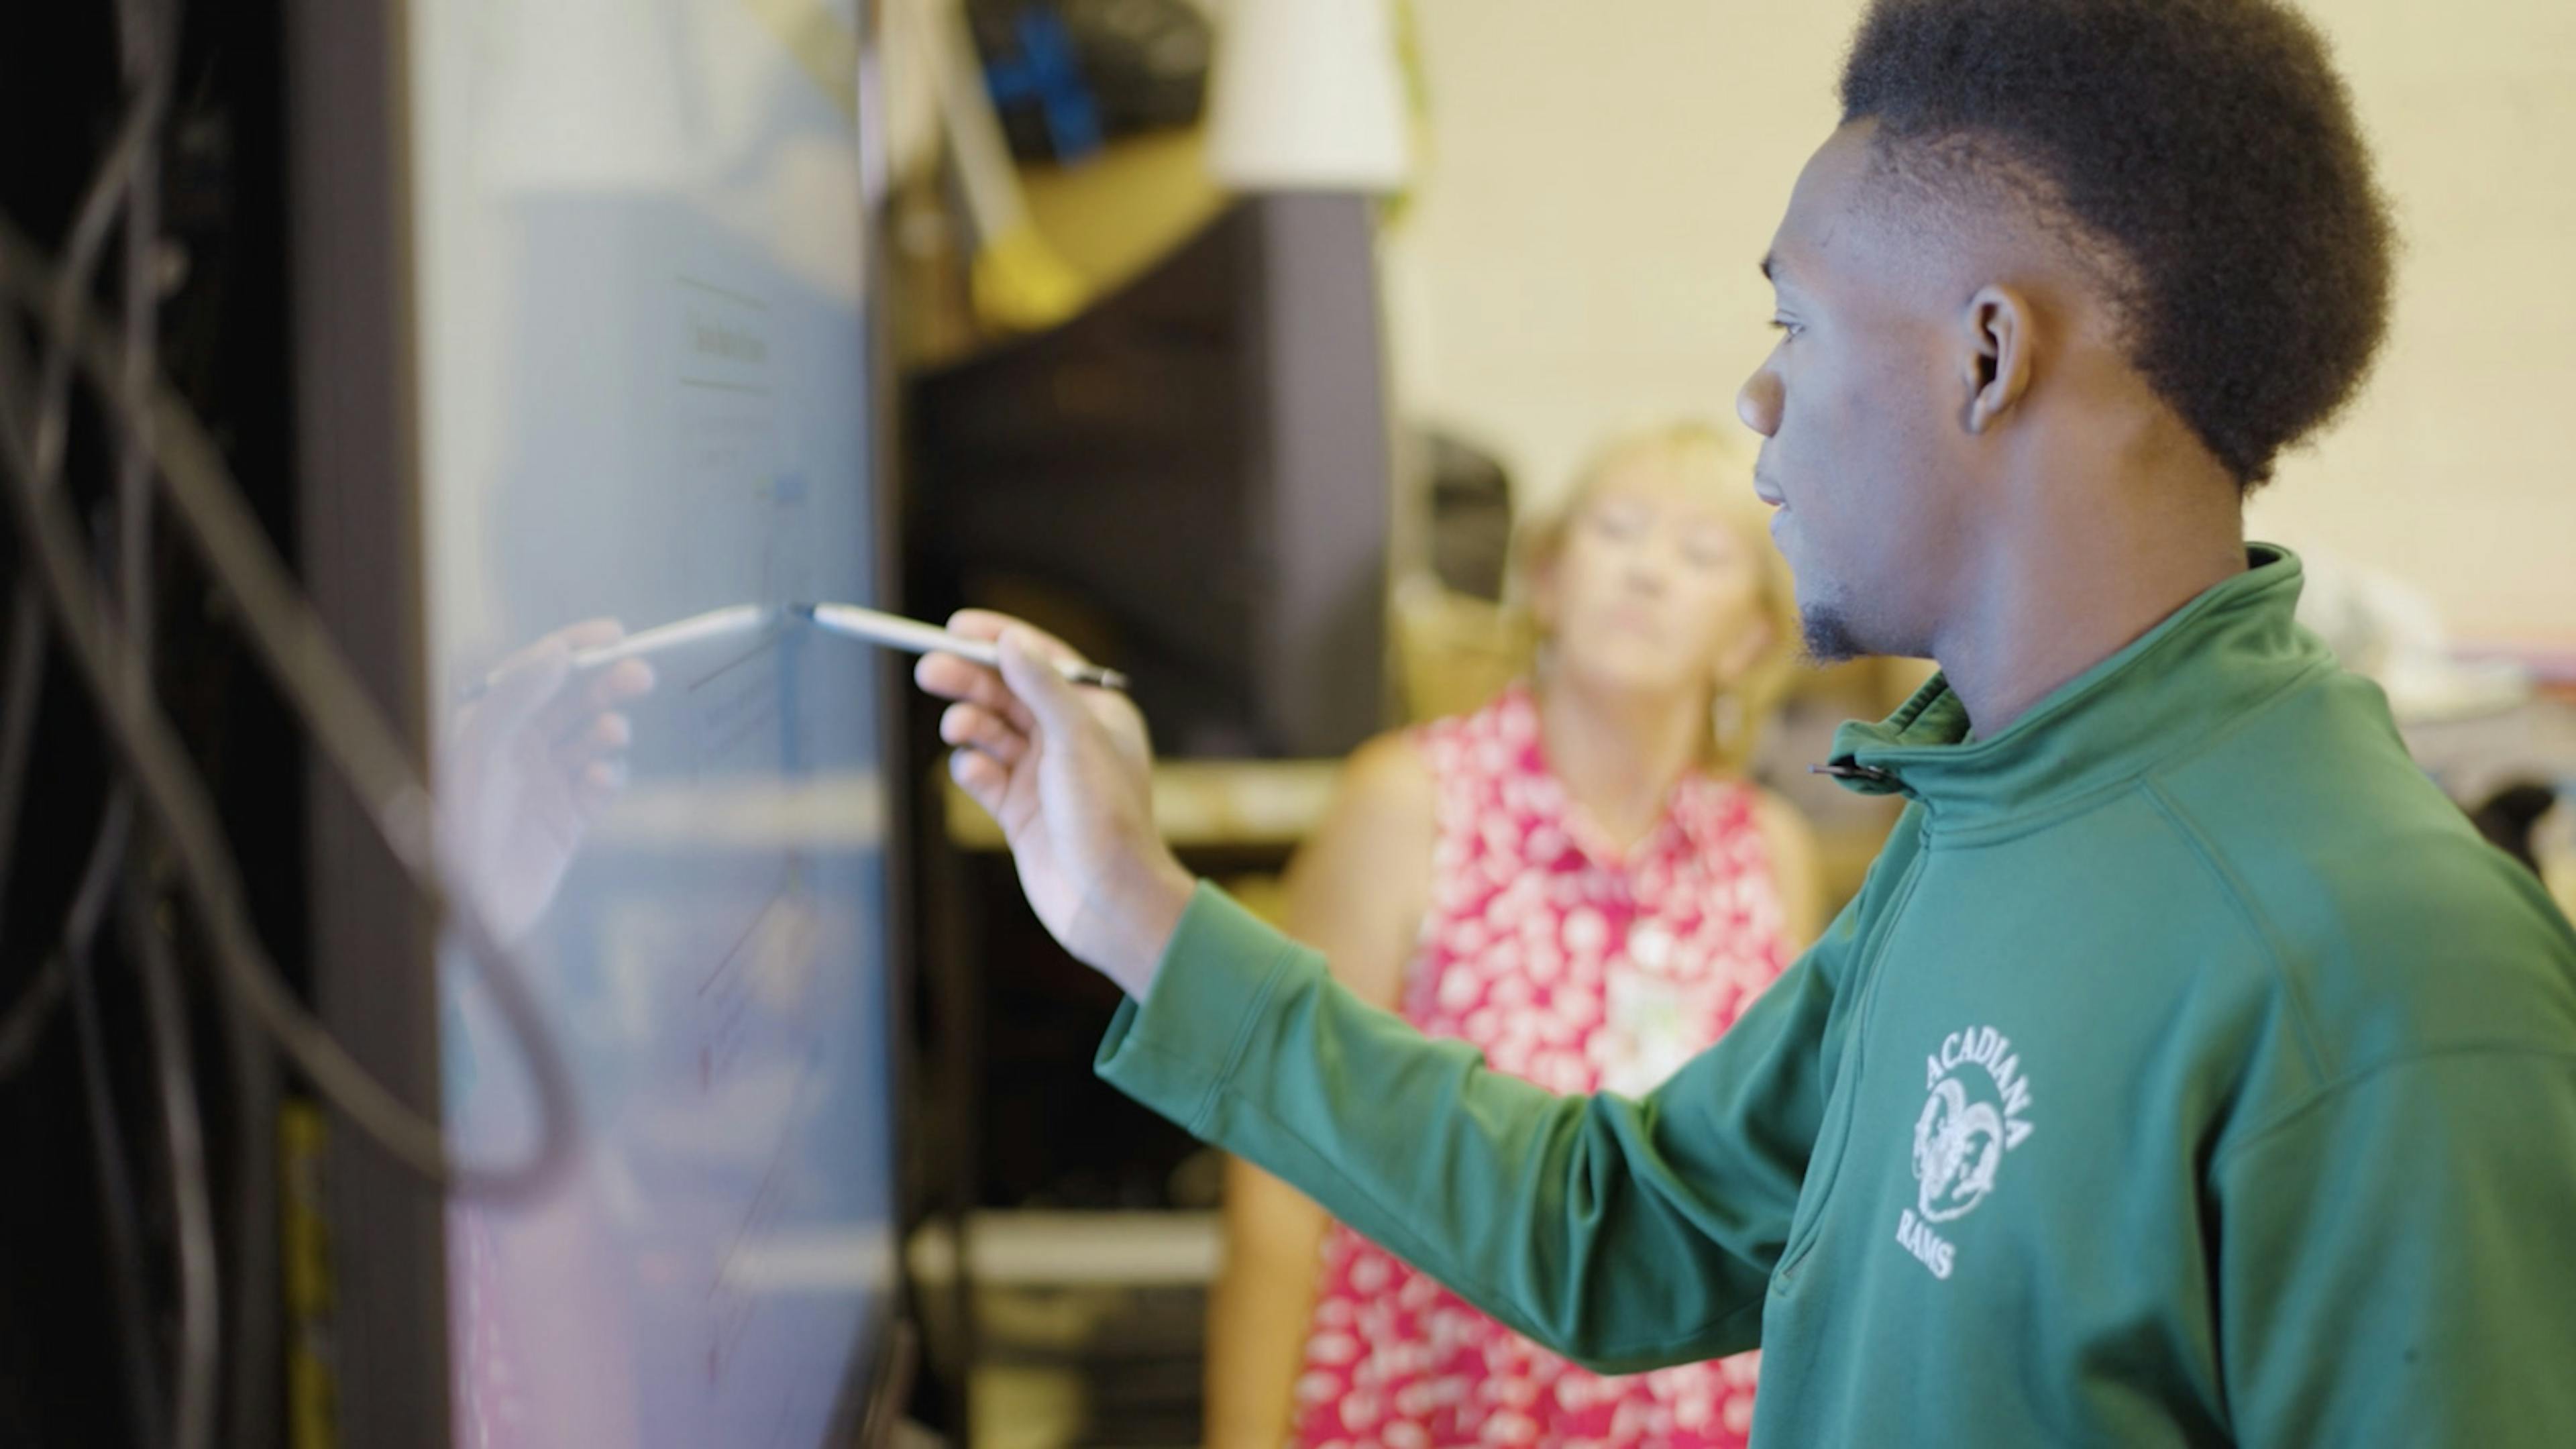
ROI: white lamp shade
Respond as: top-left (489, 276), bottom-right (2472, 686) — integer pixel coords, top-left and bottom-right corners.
top-left (1205, 0), bottom-right (1411, 194)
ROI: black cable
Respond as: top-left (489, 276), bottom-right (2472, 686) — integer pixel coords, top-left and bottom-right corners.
top-left (0, 324), bottom-right (547, 1198)
top-left (2, 17), bottom-right (190, 1437)
top-left (0, 225), bottom-right (580, 1203)
top-left (7, 13), bottom-right (255, 1446)
top-left (28, 3), bottom-right (174, 488)
top-left (3, 21), bottom-right (562, 1448)
top-left (121, 7), bottom-right (264, 1440)
top-left (60, 801), bottom-right (163, 1449)
top-left (0, 0), bottom-right (175, 1077)
top-left (0, 348), bottom-right (118, 1088)
top-left (0, 956), bottom-right (64, 1075)
top-left (111, 8), bottom-right (220, 1446)
top-left (113, 0), bottom-right (170, 683)
top-left (0, 162), bottom-right (146, 1445)
top-left (125, 875), bottom-right (217, 1449)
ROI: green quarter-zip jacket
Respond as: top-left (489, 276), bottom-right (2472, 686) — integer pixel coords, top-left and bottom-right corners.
top-left (1096, 546), bottom-right (2576, 1445)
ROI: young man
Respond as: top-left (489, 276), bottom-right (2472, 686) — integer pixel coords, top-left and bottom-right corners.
top-left (918, 0), bottom-right (2576, 1441)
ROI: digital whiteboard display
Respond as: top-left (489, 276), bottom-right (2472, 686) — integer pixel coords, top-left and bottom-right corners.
top-left (407, 3), bottom-right (895, 1444)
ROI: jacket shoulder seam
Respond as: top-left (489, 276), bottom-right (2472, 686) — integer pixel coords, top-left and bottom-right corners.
top-left (2209, 1044), bottom-right (2576, 1175)
top-left (2140, 779), bottom-right (2330, 1083)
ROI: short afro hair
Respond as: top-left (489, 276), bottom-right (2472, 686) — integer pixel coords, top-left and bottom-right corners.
top-left (1840, 0), bottom-right (2396, 488)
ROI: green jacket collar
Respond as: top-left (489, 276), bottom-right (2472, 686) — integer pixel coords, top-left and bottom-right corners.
top-left (1825, 545), bottom-right (2332, 837)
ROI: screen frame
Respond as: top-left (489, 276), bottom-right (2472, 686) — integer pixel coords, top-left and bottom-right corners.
top-left (288, 0), bottom-right (450, 1442)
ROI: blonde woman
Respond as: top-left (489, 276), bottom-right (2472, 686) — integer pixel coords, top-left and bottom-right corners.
top-left (1206, 425), bottom-right (1822, 1448)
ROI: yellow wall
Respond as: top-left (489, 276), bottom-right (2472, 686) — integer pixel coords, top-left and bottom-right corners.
top-left (1381, 0), bottom-right (2576, 640)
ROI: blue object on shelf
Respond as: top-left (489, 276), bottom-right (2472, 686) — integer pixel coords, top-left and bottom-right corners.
top-left (986, 8), bottom-right (1105, 163)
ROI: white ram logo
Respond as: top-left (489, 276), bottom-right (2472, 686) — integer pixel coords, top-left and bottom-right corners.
top-left (1911, 1076), bottom-right (2006, 1223)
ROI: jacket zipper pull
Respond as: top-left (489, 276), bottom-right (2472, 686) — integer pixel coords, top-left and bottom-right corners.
top-left (1811, 761), bottom-right (1903, 790)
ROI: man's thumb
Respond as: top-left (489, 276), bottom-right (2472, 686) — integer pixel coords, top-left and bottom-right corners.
top-left (997, 629), bottom-right (1083, 731)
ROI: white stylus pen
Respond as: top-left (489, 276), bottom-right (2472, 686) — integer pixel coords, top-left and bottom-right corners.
top-left (460, 604), bottom-right (777, 702)
top-left (798, 602), bottom-right (1130, 692)
top-left (460, 600), bottom-right (1128, 702)
top-left (567, 603), bottom-right (775, 672)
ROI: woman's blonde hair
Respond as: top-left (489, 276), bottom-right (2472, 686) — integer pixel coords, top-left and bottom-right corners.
top-left (1511, 423), bottom-right (1802, 775)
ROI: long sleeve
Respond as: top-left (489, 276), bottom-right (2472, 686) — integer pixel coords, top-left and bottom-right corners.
top-left (1097, 881), bottom-right (1858, 1373)
top-left (2214, 1049), bottom-right (2576, 1446)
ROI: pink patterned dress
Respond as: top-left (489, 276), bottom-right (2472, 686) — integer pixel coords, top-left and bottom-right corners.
top-left (1288, 684), bottom-right (1787, 1449)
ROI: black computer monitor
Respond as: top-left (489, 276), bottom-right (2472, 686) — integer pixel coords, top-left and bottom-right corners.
top-left (907, 191), bottom-right (1395, 763)
top-left (290, 3), bottom-right (910, 1445)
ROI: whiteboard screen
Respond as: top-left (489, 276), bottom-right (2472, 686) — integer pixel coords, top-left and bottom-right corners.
top-left (408, 3), bottom-right (895, 1446)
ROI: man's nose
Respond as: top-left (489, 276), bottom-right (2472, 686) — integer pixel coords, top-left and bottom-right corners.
top-left (1737, 366), bottom-right (1783, 438)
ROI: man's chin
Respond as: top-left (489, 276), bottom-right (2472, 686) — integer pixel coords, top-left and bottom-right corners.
top-left (1799, 603), bottom-right (1873, 666)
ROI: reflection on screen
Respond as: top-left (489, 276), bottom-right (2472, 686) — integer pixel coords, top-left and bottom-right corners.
top-left (411, 3), bottom-right (892, 1445)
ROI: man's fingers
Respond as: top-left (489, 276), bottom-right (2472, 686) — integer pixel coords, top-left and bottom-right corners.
top-left (914, 650), bottom-right (994, 702)
top-left (553, 712), bottom-right (632, 775)
top-left (572, 759), bottom-right (627, 823)
top-left (948, 747), bottom-right (1008, 816)
top-left (941, 609), bottom-right (1014, 645)
top-left (473, 638), bottom-right (574, 732)
top-left (916, 652), bottom-right (1036, 734)
top-left (997, 629), bottom-right (1087, 733)
top-left (492, 617), bottom-right (621, 678)
top-left (947, 610), bottom-right (1090, 668)
top-left (941, 702), bottom-right (1028, 765)
top-left (543, 657), bottom-right (655, 740)
top-left (592, 657), bottom-right (655, 704)
top-left (553, 617), bottom-right (625, 653)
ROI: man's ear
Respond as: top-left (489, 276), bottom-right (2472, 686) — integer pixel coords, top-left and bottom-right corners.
top-left (1962, 284), bottom-right (2037, 435)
